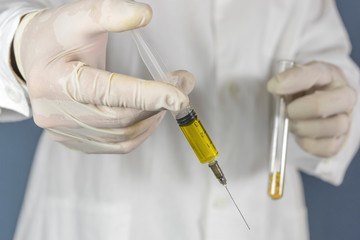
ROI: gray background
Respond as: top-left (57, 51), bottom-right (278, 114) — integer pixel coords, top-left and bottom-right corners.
top-left (0, 1), bottom-right (359, 239)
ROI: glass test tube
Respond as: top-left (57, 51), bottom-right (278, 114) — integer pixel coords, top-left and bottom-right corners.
top-left (268, 60), bottom-right (294, 199)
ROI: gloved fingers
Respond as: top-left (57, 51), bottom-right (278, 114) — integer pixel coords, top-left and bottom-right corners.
top-left (289, 113), bottom-right (350, 138)
top-left (47, 111), bottom-right (165, 153)
top-left (31, 95), bottom-right (163, 128)
top-left (286, 86), bottom-right (356, 119)
top-left (47, 111), bottom-right (165, 144)
top-left (295, 135), bottom-right (346, 158)
top-left (76, 106), bottom-right (161, 128)
top-left (53, 127), bottom-right (152, 154)
top-left (33, 99), bottom-right (162, 129)
top-left (267, 62), bottom-right (347, 96)
top-left (64, 62), bottom-right (193, 112)
top-left (68, 112), bottom-right (162, 154)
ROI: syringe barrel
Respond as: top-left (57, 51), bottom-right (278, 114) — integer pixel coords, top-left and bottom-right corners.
top-left (268, 60), bottom-right (294, 200)
top-left (176, 106), bottom-right (219, 164)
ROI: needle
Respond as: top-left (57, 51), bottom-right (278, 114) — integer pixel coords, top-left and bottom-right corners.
top-left (225, 185), bottom-right (251, 230)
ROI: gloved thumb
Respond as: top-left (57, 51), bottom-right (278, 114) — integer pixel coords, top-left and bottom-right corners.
top-left (45, 0), bottom-right (152, 38)
top-left (13, 0), bottom-right (153, 77)
top-left (97, 0), bottom-right (152, 33)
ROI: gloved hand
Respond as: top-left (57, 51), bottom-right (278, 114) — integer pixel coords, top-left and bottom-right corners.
top-left (13, 0), bottom-right (195, 153)
top-left (267, 61), bottom-right (357, 158)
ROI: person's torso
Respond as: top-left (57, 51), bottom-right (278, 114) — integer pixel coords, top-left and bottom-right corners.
top-left (15, 1), bottom-right (310, 240)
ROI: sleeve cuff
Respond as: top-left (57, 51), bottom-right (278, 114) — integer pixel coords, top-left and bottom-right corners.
top-left (0, 5), bottom-right (44, 120)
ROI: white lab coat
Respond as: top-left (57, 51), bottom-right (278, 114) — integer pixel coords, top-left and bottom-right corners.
top-left (1, 0), bottom-right (359, 239)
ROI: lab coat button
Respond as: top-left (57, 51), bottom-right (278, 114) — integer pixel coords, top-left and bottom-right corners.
top-left (6, 86), bottom-right (21, 103)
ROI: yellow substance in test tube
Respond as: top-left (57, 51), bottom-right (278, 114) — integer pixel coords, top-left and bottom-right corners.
top-left (268, 172), bottom-right (282, 199)
top-left (180, 118), bottom-right (218, 164)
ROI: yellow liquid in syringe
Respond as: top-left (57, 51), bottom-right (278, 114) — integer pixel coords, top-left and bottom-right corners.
top-left (180, 118), bottom-right (218, 164)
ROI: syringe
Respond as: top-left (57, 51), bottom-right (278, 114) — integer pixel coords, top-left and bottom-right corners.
top-left (131, 29), bottom-right (225, 184)
top-left (268, 60), bottom-right (294, 199)
top-left (131, 29), bottom-right (250, 229)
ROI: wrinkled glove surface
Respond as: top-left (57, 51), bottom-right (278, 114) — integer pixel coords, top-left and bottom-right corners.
top-left (14, 0), bottom-right (194, 153)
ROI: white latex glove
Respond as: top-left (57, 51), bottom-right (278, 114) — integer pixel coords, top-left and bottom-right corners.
top-left (13, 0), bottom-right (195, 153)
top-left (267, 62), bottom-right (357, 158)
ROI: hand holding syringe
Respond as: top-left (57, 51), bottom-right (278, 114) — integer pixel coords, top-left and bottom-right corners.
top-left (131, 29), bottom-right (250, 229)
